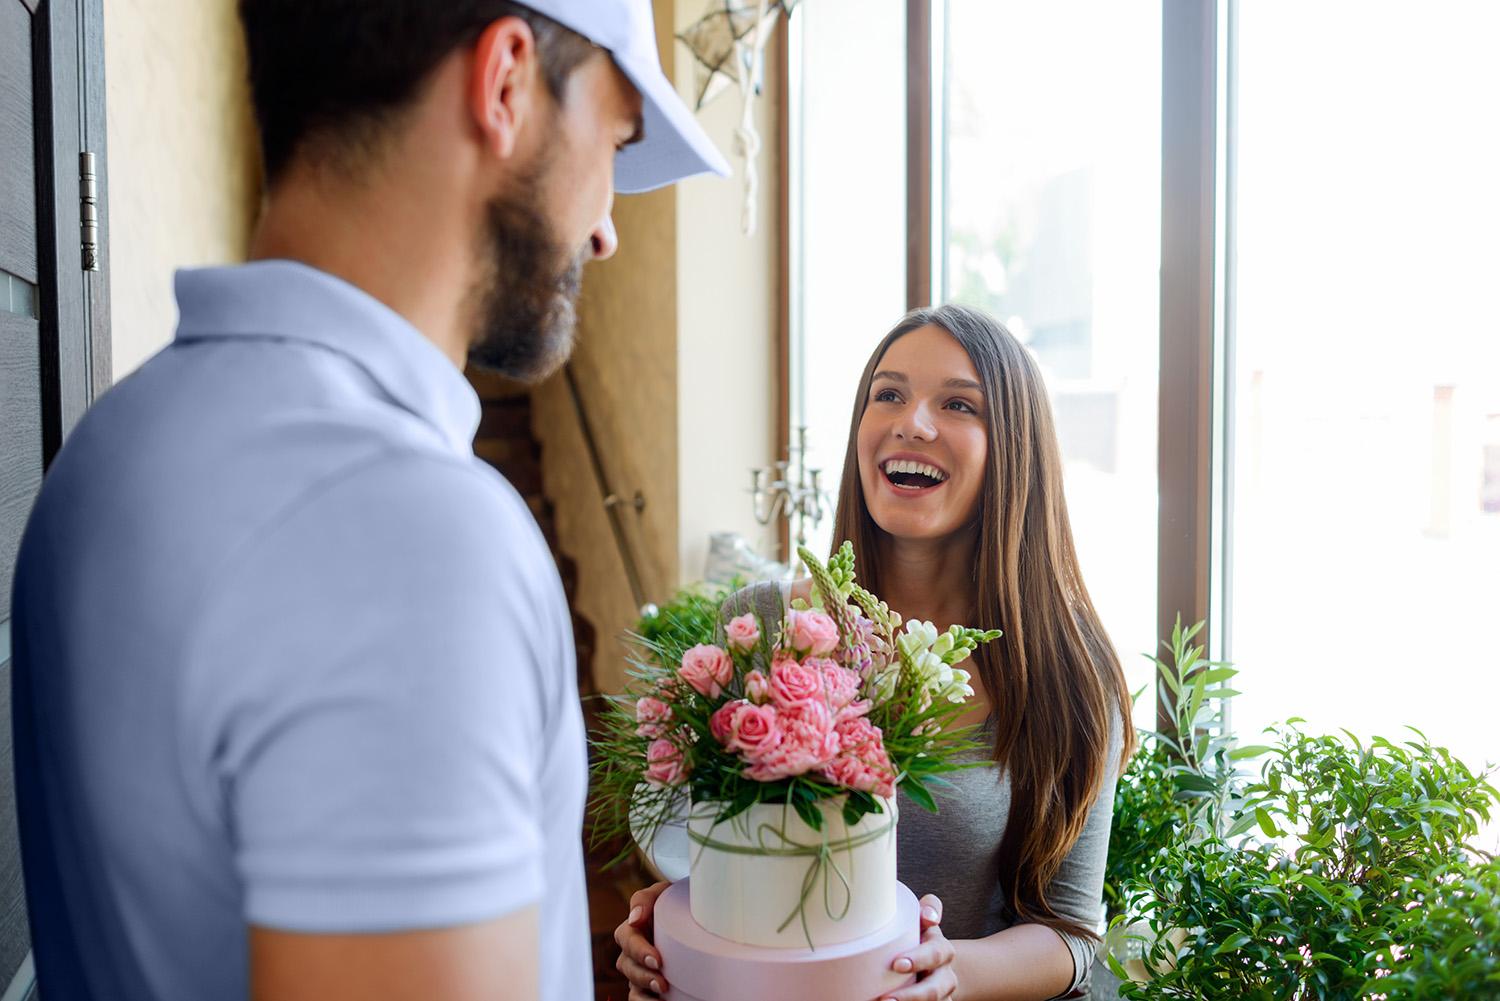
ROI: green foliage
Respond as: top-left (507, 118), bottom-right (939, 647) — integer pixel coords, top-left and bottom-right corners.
top-left (1369, 858), bottom-right (1500, 999)
top-left (1103, 617), bottom-right (1246, 920)
top-left (1105, 618), bottom-right (1500, 1001)
top-left (633, 581), bottom-right (737, 668)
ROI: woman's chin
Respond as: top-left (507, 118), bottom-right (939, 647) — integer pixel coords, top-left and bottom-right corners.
top-left (870, 507), bottom-right (965, 543)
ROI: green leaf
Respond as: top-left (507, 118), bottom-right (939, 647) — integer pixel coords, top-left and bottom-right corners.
top-left (1226, 812), bottom-right (1260, 839)
top-left (1255, 807), bottom-right (1281, 839)
top-left (1215, 932), bottom-right (1253, 955)
top-left (901, 777), bottom-right (938, 814)
top-left (791, 794), bottom-right (822, 832)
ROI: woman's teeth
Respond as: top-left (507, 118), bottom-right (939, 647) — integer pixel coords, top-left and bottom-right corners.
top-left (882, 459), bottom-right (947, 489)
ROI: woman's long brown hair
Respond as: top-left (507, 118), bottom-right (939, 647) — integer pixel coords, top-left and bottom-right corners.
top-left (831, 305), bottom-right (1136, 942)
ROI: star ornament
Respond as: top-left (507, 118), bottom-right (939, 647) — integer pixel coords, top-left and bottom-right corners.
top-left (677, 0), bottom-right (801, 111)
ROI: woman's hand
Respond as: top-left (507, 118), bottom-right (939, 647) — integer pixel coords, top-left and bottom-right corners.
top-left (613, 881), bottom-right (671, 1000)
top-left (882, 894), bottom-right (958, 1001)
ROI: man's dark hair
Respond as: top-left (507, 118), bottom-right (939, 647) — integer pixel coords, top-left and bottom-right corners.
top-left (238, 1), bottom-right (598, 183)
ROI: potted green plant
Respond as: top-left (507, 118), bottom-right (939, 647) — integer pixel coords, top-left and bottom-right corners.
top-left (1102, 623), bottom-right (1499, 1000)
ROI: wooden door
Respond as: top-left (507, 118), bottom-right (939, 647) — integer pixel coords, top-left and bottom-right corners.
top-left (1, 0), bottom-right (110, 995)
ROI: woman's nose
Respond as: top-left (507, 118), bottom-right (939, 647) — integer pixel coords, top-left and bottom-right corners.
top-left (894, 401), bottom-right (936, 441)
top-left (590, 214), bottom-right (619, 261)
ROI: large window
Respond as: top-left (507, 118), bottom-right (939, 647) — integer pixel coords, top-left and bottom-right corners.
top-left (941, 0), bottom-right (1162, 720)
top-left (1222, 2), bottom-right (1500, 849)
top-left (791, 1), bottom-right (1162, 722)
top-left (788, 0), bottom-right (907, 562)
top-left (789, 3), bottom-right (1498, 818)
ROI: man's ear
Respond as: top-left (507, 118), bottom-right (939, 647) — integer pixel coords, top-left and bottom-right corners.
top-left (469, 17), bottom-right (539, 162)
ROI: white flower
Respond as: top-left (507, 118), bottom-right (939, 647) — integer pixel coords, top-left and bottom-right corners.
top-left (871, 663), bottom-right (901, 702)
top-left (941, 668), bottom-right (974, 704)
top-left (916, 650), bottom-right (946, 685)
top-left (898, 620), bottom-right (939, 659)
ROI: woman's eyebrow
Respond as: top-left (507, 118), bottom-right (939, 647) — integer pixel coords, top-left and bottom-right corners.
top-left (872, 371), bottom-right (982, 391)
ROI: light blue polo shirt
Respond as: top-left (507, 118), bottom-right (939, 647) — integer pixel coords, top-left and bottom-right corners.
top-left (10, 261), bottom-right (589, 1001)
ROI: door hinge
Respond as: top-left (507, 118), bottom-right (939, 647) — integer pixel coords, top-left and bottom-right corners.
top-left (80, 151), bottom-right (99, 272)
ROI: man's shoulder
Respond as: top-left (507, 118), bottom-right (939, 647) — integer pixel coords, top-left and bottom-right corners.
top-left (262, 448), bottom-right (541, 564)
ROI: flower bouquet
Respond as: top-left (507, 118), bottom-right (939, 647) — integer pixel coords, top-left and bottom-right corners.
top-left (591, 543), bottom-right (1000, 965)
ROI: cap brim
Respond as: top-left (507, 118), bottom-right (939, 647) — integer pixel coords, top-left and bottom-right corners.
top-left (612, 58), bottom-right (732, 194)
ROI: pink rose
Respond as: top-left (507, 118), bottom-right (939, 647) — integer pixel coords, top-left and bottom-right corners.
top-left (781, 701), bottom-right (841, 762)
top-left (635, 695), bottom-right (673, 738)
top-left (709, 701), bottom-right (740, 744)
top-left (784, 609), bottom-right (840, 656)
top-left (838, 698), bottom-right (873, 722)
top-left (645, 739), bottom-right (689, 787)
top-left (679, 644), bottom-right (734, 699)
top-left (834, 716), bottom-right (884, 757)
top-left (769, 657), bottom-right (825, 710)
top-left (713, 702), bottom-right (783, 759)
top-left (743, 702), bottom-right (838, 782)
top-left (744, 670), bottom-right (771, 705)
top-left (726, 613), bottom-right (761, 652)
top-left (823, 753), bottom-right (896, 798)
top-left (823, 717), bottom-right (896, 797)
top-left (742, 741), bottom-right (823, 782)
top-left (814, 659), bottom-right (862, 710)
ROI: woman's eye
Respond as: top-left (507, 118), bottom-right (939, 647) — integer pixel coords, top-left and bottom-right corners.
top-left (873, 389), bottom-right (901, 403)
top-left (946, 399), bottom-right (978, 414)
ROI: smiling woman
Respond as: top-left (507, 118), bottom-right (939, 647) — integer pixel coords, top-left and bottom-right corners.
top-left (615, 305), bottom-right (1137, 1000)
top-left (831, 304), bottom-right (1137, 999)
top-left (855, 327), bottom-right (989, 545)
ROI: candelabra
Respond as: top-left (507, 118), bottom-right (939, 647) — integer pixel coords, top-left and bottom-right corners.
top-left (750, 427), bottom-right (831, 573)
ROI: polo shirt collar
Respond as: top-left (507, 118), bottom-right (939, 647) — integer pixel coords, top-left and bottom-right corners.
top-left (173, 260), bottom-right (481, 454)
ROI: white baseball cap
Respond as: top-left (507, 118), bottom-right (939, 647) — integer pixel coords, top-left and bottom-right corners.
top-left (521, 0), bottom-right (731, 193)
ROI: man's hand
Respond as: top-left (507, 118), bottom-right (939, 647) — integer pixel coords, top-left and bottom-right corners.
top-left (250, 905), bottom-right (538, 1001)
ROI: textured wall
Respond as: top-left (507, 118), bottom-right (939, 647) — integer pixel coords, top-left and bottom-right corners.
top-left (104, 0), bottom-right (259, 378)
top-left (530, 180), bottom-right (678, 695)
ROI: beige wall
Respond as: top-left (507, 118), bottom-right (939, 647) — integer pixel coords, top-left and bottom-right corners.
top-left (534, 0), bottom-right (781, 694)
top-left (673, 6), bottom-right (781, 584)
top-left (104, 0), bottom-right (259, 379)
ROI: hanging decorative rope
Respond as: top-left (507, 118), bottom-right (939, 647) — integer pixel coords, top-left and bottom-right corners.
top-left (677, 0), bottom-right (801, 237)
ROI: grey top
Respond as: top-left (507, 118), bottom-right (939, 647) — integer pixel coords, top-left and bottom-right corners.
top-left (726, 582), bottom-right (1121, 999)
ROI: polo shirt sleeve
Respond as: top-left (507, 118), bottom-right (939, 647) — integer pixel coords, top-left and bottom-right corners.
top-left (184, 450), bottom-right (565, 933)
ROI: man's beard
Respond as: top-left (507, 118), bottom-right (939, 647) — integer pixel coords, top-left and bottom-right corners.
top-left (465, 174), bottom-right (588, 383)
